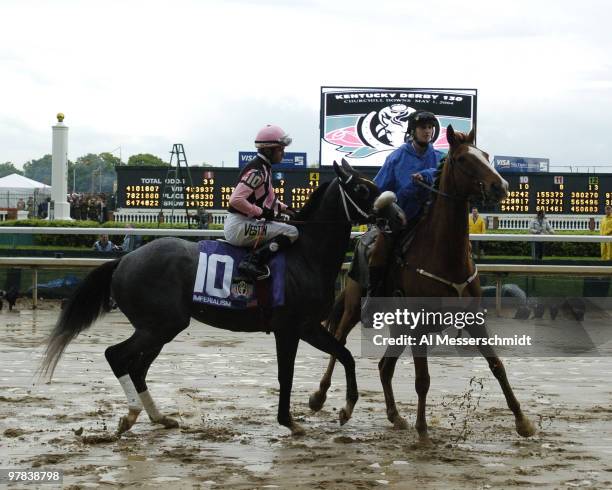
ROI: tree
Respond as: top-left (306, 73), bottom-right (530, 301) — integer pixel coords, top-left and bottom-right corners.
top-left (99, 152), bottom-right (122, 167)
top-left (0, 162), bottom-right (23, 178)
top-left (70, 153), bottom-right (117, 194)
top-left (23, 155), bottom-right (52, 184)
top-left (127, 153), bottom-right (167, 166)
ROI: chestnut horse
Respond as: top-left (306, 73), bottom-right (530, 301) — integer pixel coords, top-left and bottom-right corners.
top-left (309, 126), bottom-right (536, 442)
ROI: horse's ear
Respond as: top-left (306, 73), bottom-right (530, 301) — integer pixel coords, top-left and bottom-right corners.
top-left (467, 127), bottom-right (475, 144)
top-left (341, 158), bottom-right (358, 177)
top-left (333, 160), bottom-right (349, 183)
top-left (446, 125), bottom-right (456, 147)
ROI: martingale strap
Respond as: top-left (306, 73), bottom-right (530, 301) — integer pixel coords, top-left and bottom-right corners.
top-left (415, 266), bottom-right (479, 297)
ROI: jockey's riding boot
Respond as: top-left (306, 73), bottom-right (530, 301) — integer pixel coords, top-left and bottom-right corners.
top-left (360, 265), bottom-right (386, 329)
top-left (238, 235), bottom-right (292, 281)
top-left (367, 265), bottom-right (386, 298)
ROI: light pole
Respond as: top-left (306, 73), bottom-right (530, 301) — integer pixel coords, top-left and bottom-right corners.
top-left (106, 146), bottom-right (122, 165)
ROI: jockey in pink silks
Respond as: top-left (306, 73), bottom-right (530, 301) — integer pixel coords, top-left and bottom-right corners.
top-left (224, 124), bottom-right (298, 280)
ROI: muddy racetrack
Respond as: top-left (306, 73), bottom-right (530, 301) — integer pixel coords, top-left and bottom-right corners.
top-left (1, 300), bottom-right (612, 488)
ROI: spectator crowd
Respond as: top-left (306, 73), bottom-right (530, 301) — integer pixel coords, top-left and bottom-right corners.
top-left (68, 193), bottom-right (111, 222)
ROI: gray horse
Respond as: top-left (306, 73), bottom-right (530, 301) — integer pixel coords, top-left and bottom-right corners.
top-left (40, 160), bottom-right (379, 436)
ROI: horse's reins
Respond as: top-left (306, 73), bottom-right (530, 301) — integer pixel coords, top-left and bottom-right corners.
top-left (415, 145), bottom-right (488, 204)
top-left (267, 176), bottom-right (374, 226)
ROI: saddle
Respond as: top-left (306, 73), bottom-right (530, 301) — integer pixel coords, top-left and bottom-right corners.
top-left (349, 214), bottom-right (422, 290)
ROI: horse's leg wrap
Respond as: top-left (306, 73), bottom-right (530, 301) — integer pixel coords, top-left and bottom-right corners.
top-left (117, 375), bottom-right (142, 433)
top-left (139, 390), bottom-right (179, 429)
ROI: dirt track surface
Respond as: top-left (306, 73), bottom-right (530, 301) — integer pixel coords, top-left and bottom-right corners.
top-left (2, 301), bottom-right (612, 489)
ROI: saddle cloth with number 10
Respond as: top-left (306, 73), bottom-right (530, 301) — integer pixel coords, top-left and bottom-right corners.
top-left (192, 240), bottom-right (286, 309)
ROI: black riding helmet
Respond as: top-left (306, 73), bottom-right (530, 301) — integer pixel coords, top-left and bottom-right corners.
top-left (407, 110), bottom-right (438, 135)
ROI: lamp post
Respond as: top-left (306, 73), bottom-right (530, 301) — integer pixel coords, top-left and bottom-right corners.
top-left (107, 146), bottom-right (122, 165)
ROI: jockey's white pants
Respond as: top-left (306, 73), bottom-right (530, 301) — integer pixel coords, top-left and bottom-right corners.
top-left (223, 213), bottom-right (298, 247)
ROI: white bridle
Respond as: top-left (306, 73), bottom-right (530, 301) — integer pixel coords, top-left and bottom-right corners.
top-left (339, 174), bottom-right (371, 222)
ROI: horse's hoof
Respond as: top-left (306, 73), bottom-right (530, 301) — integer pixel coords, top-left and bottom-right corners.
top-left (155, 416), bottom-right (179, 429)
top-left (309, 392), bottom-right (326, 412)
top-left (417, 433), bottom-right (433, 447)
top-left (117, 416), bottom-right (133, 434)
top-left (339, 407), bottom-right (351, 426)
top-left (392, 416), bottom-right (409, 430)
top-left (290, 423), bottom-right (306, 437)
top-left (516, 417), bottom-right (536, 437)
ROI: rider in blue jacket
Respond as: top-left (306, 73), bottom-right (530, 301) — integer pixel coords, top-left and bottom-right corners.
top-left (368, 110), bottom-right (444, 296)
top-left (374, 111), bottom-right (443, 221)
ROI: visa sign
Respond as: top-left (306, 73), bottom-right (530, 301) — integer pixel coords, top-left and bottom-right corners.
top-left (239, 151), bottom-right (307, 169)
top-left (494, 155), bottom-right (549, 173)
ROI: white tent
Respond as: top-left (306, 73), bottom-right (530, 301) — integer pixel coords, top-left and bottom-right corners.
top-left (0, 173), bottom-right (51, 208)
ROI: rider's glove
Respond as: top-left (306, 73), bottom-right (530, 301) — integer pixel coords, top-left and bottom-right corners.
top-left (258, 207), bottom-right (275, 220)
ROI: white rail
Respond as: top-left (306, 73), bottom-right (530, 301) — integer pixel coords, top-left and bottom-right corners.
top-left (1, 256), bottom-right (611, 314)
top-left (113, 209), bottom-right (608, 232)
top-left (1, 227), bottom-right (612, 242)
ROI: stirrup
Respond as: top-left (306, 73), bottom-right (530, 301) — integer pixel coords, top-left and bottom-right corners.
top-left (237, 263), bottom-right (270, 281)
top-left (254, 265), bottom-right (271, 281)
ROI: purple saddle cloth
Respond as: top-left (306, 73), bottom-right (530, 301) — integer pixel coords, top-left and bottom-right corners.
top-left (192, 240), bottom-right (285, 309)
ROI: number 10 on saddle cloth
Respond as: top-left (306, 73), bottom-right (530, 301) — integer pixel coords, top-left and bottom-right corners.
top-left (192, 240), bottom-right (285, 309)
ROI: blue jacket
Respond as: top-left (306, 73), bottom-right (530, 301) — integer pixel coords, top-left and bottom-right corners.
top-left (374, 142), bottom-right (443, 221)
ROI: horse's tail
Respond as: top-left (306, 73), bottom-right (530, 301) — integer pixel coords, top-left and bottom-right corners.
top-left (39, 259), bottom-right (121, 379)
top-left (324, 290), bottom-right (346, 336)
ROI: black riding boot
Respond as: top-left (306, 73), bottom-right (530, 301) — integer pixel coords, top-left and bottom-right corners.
top-left (367, 265), bottom-right (386, 298)
top-left (238, 235), bottom-right (292, 281)
top-left (360, 265), bottom-right (386, 329)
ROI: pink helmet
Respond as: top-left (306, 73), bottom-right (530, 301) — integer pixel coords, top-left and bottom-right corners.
top-left (255, 124), bottom-right (292, 149)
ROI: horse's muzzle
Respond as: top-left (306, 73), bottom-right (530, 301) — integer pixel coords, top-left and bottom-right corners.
top-left (489, 180), bottom-right (509, 202)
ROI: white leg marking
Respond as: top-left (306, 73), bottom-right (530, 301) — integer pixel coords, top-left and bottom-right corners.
top-left (118, 374), bottom-right (143, 411)
top-left (139, 390), bottom-right (163, 421)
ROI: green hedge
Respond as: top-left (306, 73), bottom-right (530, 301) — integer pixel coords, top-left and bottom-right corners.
top-left (481, 230), bottom-right (600, 257)
top-left (481, 240), bottom-right (599, 257)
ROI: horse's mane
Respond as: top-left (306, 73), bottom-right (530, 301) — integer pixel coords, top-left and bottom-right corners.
top-left (295, 180), bottom-right (332, 220)
top-left (423, 131), bottom-right (471, 218)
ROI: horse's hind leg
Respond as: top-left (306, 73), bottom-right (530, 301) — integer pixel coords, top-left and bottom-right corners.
top-left (465, 323), bottom-right (535, 437)
top-left (105, 329), bottom-right (180, 434)
top-left (302, 323), bottom-right (358, 425)
top-left (129, 344), bottom-right (180, 430)
top-left (274, 330), bottom-right (303, 436)
top-left (310, 278), bottom-right (362, 412)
